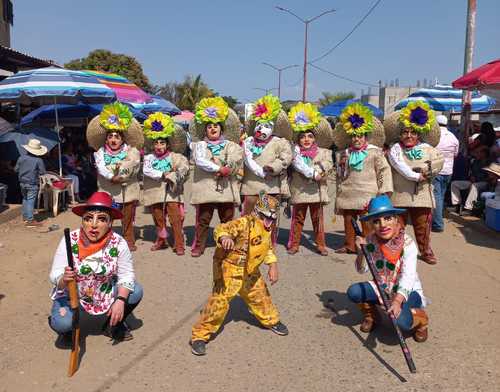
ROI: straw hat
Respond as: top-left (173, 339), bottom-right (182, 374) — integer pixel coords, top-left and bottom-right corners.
top-left (144, 124), bottom-right (187, 154)
top-left (383, 101), bottom-right (440, 147)
top-left (189, 107), bottom-right (241, 143)
top-left (292, 117), bottom-right (333, 148)
top-left (22, 139), bottom-right (48, 156)
top-left (86, 102), bottom-right (144, 151)
top-left (245, 95), bottom-right (293, 140)
top-left (332, 103), bottom-right (385, 149)
top-left (143, 112), bottom-right (187, 154)
top-left (287, 102), bottom-right (333, 147)
top-left (483, 162), bottom-right (500, 177)
top-left (245, 110), bottom-right (293, 140)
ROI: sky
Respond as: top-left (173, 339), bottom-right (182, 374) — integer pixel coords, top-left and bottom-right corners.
top-left (12, 0), bottom-right (500, 103)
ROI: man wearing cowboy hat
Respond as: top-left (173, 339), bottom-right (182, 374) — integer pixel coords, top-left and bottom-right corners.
top-left (480, 162), bottom-right (500, 201)
top-left (14, 138), bottom-right (47, 227)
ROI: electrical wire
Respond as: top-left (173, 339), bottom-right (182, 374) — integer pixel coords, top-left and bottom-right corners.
top-left (310, 0), bottom-right (383, 64)
top-left (309, 63), bottom-right (378, 87)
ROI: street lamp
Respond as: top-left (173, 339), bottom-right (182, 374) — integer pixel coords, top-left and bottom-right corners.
top-left (262, 62), bottom-right (300, 100)
top-left (253, 87), bottom-right (279, 95)
top-left (276, 6), bottom-right (335, 102)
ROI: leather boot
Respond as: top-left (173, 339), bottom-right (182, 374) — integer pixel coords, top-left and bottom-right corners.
top-left (411, 208), bottom-right (437, 264)
top-left (357, 303), bottom-right (376, 332)
top-left (288, 204), bottom-right (306, 254)
top-left (122, 202), bottom-right (137, 251)
top-left (167, 202), bottom-right (185, 255)
top-left (310, 203), bottom-right (327, 255)
top-left (151, 204), bottom-right (168, 251)
top-left (411, 308), bottom-right (429, 342)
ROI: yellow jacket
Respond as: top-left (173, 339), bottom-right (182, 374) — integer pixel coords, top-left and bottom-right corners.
top-left (213, 215), bottom-right (277, 274)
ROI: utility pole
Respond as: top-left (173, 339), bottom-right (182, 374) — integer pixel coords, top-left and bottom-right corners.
top-left (276, 6), bottom-right (335, 102)
top-left (262, 62), bottom-right (300, 100)
top-left (253, 87), bottom-right (278, 95)
top-left (460, 0), bottom-right (477, 152)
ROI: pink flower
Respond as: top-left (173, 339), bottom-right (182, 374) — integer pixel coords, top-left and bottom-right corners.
top-left (254, 104), bottom-right (268, 117)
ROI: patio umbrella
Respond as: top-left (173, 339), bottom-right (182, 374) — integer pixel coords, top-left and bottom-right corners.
top-left (395, 85), bottom-right (496, 112)
top-left (0, 67), bottom-right (116, 174)
top-left (0, 127), bottom-right (59, 160)
top-left (452, 59), bottom-right (500, 90)
top-left (173, 110), bottom-right (194, 125)
top-left (0, 116), bottom-right (14, 137)
top-left (320, 99), bottom-right (383, 118)
top-left (130, 95), bottom-right (181, 115)
top-left (82, 70), bottom-right (152, 104)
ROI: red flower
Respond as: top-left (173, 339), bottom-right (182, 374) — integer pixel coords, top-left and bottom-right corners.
top-left (254, 104), bottom-right (268, 117)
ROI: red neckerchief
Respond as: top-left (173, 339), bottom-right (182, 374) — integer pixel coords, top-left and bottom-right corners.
top-left (299, 143), bottom-right (319, 159)
top-left (399, 141), bottom-right (417, 150)
top-left (104, 143), bottom-right (125, 155)
top-left (254, 135), bottom-right (274, 147)
top-left (348, 142), bottom-right (368, 153)
top-left (153, 150), bottom-right (170, 159)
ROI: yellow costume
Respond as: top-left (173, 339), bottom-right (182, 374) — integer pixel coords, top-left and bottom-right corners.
top-left (191, 215), bottom-right (280, 342)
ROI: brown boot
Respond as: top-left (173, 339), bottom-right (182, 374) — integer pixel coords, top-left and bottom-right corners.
top-left (411, 308), bottom-right (429, 342)
top-left (357, 303), bottom-right (376, 333)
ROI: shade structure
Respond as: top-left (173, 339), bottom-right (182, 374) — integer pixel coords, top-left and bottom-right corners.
top-left (20, 103), bottom-right (146, 128)
top-left (82, 70), bottom-right (152, 104)
top-left (452, 59), bottom-right (500, 90)
top-left (395, 85), bottom-right (496, 112)
top-left (173, 110), bottom-right (194, 124)
top-left (320, 99), bottom-right (383, 118)
top-left (0, 127), bottom-right (59, 160)
top-left (129, 95), bottom-right (181, 116)
top-left (0, 67), bottom-right (116, 105)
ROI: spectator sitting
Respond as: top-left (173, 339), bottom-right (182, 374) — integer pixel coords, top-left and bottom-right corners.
top-left (480, 163), bottom-right (500, 201)
top-left (450, 146), bottom-right (491, 215)
top-left (61, 143), bottom-right (83, 203)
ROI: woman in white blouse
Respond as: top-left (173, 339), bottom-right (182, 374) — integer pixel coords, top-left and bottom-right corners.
top-left (48, 192), bottom-right (143, 343)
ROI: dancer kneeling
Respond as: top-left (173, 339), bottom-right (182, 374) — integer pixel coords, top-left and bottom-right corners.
top-left (48, 192), bottom-right (143, 343)
top-left (190, 193), bottom-right (288, 356)
top-left (347, 195), bottom-right (429, 342)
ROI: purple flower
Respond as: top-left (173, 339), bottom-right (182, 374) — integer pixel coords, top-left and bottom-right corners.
top-left (348, 114), bottom-right (365, 129)
top-left (410, 107), bottom-right (428, 126)
top-left (108, 115), bottom-right (118, 125)
top-left (151, 120), bottom-right (164, 131)
top-left (205, 107), bottom-right (218, 118)
top-left (295, 111), bottom-right (310, 125)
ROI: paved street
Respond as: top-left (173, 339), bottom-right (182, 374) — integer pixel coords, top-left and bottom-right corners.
top-left (0, 193), bottom-right (499, 392)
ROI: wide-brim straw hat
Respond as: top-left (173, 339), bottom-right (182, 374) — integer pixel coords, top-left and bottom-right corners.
top-left (189, 108), bottom-right (241, 143)
top-left (86, 116), bottom-right (144, 151)
top-left (383, 111), bottom-right (440, 147)
top-left (483, 162), bottom-right (500, 177)
top-left (22, 138), bottom-right (48, 156)
top-left (245, 110), bottom-right (293, 141)
top-left (333, 116), bottom-right (385, 150)
top-left (292, 118), bottom-right (333, 148)
top-left (144, 124), bottom-right (187, 154)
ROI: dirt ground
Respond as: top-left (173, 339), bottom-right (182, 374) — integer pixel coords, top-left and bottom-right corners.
top-left (0, 189), bottom-right (499, 392)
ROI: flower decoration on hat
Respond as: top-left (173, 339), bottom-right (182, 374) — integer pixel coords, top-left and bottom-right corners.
top-left (339, 103), bottom-right (374, 136)
top-left (288, 102), bottom-right (321, 132)
top-left (400, 100), bottom-right (436, 133)
top-left (144, 112), bottom-right (175, 140)
top-left (99, 102), bottom-right (133, 132)
top-left (195, 97), bottom-right (229, 124)
top-left (251, 94), bottom-right (282, 124)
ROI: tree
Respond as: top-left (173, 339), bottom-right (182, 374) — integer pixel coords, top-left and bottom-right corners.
top-left (221, 95), bottom-right (239, 109)
top-left (65, 49), bottom-right (153, 92)
top-left (154, 74), bottom-right (214, 111)
top-left (317, 91), bottom-right (355, 107)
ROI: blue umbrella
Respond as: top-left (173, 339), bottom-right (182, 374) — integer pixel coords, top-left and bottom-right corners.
top-left (20, 103), bottom-right (146, 128)
top-left (0, 127), bottom-right (59, 160)
top-left (320, 99), bottom-right (383, 118)
top-left (395, 85), bottom-right (496, 112)
top-left (128, 95), bottom-right (181, 116)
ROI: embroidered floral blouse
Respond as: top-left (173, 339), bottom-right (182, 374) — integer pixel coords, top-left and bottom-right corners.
top-left (49, 230), bottom-right (136, 315)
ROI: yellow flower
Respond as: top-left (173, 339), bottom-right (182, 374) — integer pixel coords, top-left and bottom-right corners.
top-left (144, 112), bottom-right (175, 140)
top-left (400, 101), bottom-right (436, 133)
top-left (288, 102), bottom-right (321, 132)
top-left (195, 97), bottom-right (229, 124)
top-left (99, 102), bottom-right (133, 131)
top-left (339, 103), bottom-right (374, 136)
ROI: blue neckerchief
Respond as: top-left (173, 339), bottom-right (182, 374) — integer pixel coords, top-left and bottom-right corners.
top-left (152, 155), bottom-right (172, 172)
top-left (207, 140), bottom-right (227, 156)
top-left (251, 144), bottom-right (265, 156)
top-left (301, 155), bottom-right (313, 166)
top-left (348, 150), bottom-right (368, 171)
top-left (404, 146), bottom-right (423, 160)
top-left (104, 150), bottom-right (127, 165)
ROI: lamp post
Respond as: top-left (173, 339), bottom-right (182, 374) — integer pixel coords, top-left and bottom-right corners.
top-left (276, 6), bottom-right (335, 102)
top-left (261, 62), bottom-right (300, 100)
top-left (253, 87), bottom-right (279, 95)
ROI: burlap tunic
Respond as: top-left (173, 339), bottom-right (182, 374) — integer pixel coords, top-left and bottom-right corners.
top-left (142, 152), bottom-right (189, 206)
top-left (241, 136), bottom-right (293, 196)
top-left (94, 145), bottom-right (141, 203)
top-left (388, 143), bottom-right (444, 208)
top-left (335, 145), bottom-right (393, 211)
top-left (190, 140), bottom-right (243, 205)
top-left (289, 146), bottom-right (334, 205)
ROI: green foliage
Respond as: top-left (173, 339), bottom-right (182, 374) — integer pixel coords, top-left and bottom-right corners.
top-left (317, 91), bottom-right (355, 107)
top-left (221, 95), bottom-right (239, 109)
top-left (153, 74), bottom-right (215, 111)
top-left (65, 49), bottom-right (153, 92)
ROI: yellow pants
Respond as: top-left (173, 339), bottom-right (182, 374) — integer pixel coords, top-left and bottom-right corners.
top-left (191, 261), bottom-right (280, 342)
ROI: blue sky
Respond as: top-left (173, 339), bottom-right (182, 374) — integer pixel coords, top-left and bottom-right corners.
top-left (12, 0), bottom-right (500, 102)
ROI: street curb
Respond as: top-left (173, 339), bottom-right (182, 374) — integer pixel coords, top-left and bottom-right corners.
top-left (445, 211), bottom-right (500, 238)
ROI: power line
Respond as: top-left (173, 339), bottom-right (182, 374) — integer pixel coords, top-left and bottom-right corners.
top-left (310, 0), bottom-right (383, 64)
top-left (309, 63), bottom-right (378, 87)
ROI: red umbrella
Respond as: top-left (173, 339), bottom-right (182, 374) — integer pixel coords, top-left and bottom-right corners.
top-left (452, 59), bottom-right (500, 90)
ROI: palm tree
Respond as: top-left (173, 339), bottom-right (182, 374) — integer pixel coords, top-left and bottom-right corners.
top-left (318, 91), bottom-right (355, 107)
top-left (175, 74), bottom-right (214, 111)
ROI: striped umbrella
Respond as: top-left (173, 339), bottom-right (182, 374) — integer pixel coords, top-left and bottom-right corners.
top-left (395, 85), bottom-right (496, 112)
top-left (130, 95), bottom-right (181, 116)
top-left (82, 70), bottom-right (152, 104)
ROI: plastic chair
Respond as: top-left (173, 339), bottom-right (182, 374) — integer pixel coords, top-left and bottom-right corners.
top-left (38, 173), bottom-right (75, 216)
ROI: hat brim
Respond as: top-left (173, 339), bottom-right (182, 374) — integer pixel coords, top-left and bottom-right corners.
top-left (360, 207), bottom-right (406, 221)
top-left (333, 116), bottom-right (385, 150)
top-left (22, 145), bottom-right (48, 156)
top-left (383, 111), bottom-right (440, 147)
top-left (483, 167), bottom-right (500, 177)
top-left (245, 110), bottom-right (293, 141)
top-left (72, 204), bottom-right (123, 220)
top-left (86, 116), bottom-right (145, 151)
top-left (189, 108), bottom-right (241, 143)
top-left (144, 124), bottom-right (187, 154)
